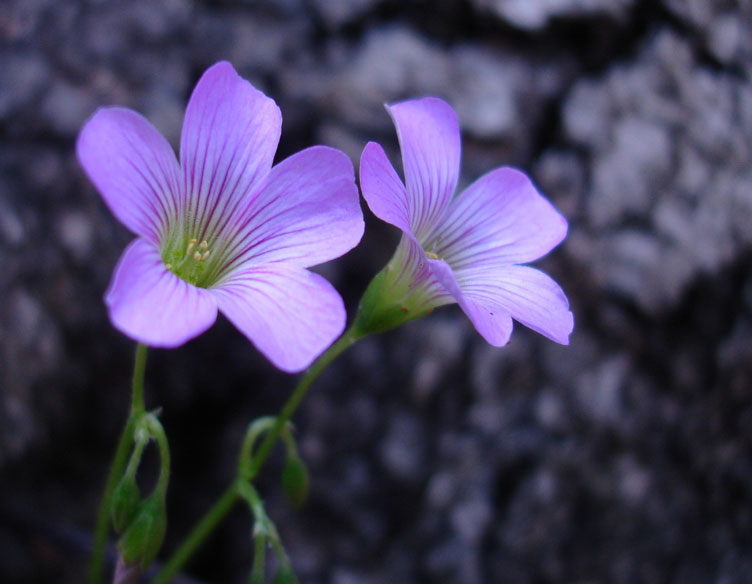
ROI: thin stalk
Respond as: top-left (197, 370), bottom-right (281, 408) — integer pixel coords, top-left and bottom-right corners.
top-left (248, 533), bottom-right (266, 584)
top-left (150, 481), bottom-right (242, 584)
top-left (141, 414), bottom-right (171, 495)
top-left (130, 343), bottom-right (148, 415)
top-left (89, 343), bottom-right (149, 584)
top-left (150, 326), bottom-right (359, 583)
top-left (246, 327), bottom-right (358, 479)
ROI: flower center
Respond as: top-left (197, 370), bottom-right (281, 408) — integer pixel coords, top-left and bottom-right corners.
top-left (425, 251), bottom-right (440, 260)
top-left (164, 238), bottom-right (213, 286)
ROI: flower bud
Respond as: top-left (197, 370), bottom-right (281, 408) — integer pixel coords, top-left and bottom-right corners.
top-left (111, 474), bottom-right (142, 534)
top-left (281, 455), bottom-right (309, 508)
top-left (117, 492), bottom-right (167, 570)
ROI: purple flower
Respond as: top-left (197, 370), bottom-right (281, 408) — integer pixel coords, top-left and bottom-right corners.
top-left (77, 62), bottom-right (363, 371)
top-left (358, 97), bottom-right (573, 345)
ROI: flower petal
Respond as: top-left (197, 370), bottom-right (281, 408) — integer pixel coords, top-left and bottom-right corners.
top-left (180, 61), bottom-right (281, 245)
top-left (387, 97), bottom-right (461, 240)
top-left (451, 263), bottom-right (574, 345)
top-left (428, 259), bottom-right (514, 346)
top-left (434, 167), bottom-right (568, 269)
top-left (219, 146), bottom-right (363, 271)
top-left (391, 234), bottom-right (454, 307)
top-left (212, 264), bottom-right (346, 372)
top-left (359, 141), bottom-right (413, 236)
top-left (105, 239), bottom-right (218, 347)
top-left (77, 107), bottom-right (181, 244)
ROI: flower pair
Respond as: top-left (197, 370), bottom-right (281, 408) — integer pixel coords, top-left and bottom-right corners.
top-left (77, 62), bottom-right (573, 373)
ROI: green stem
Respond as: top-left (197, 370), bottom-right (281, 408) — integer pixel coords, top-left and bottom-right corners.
top-left (238, 417), bottom-right (277, 479)
top-left (89, 343), bottom-right (149, 584)
top-left (246, 326), bottom-right (358, 480)
top-left (131, 343), bottom-right (148, 415)
top-left (248, 533), bottom-right (266, 584)
top-left (124, 430), bottom-right (148, 480)
top-left (145, 414), bottom-right (171, 495)
top-left (150, 326), bottom-right (360, 583)
top-left (150, 481), bottom-right (242, 584)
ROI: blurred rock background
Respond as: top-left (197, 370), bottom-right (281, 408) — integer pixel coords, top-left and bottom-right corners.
top-left (1, 0), bottom-right (751, 582)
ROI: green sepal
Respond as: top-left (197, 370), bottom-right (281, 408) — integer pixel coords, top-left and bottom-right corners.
top-left (281, 455), bottom-right (309, 508)
top-left (111, 474), bottom-right (142, 534)
top-left (352, 263), bottom-right (434, 338)
top-left (117, 492), bottom-right (167, 570)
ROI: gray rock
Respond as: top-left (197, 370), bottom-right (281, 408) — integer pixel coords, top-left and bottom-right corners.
top-left (379, 410), bottom-right (426, 482)
top-left (409, 317), bottom-right (465, 401)
top-left (448, 46), bottom-right (530, 140)
top-left (40, 77), bottom-right (95, 136)
top-left (311, 0), bottom-right (381, 29)
top-left (589, 116), bottom-right (672, 229)
top-left (472, 0), bottom-right (636, 30)
top-left (0, 290), bottom-right (63, 465)
top-left (450, 493), bottom-right (492, 543)
top-left (57, 211), bottom-right (95, 264)
top-left (0, 186), bottom-right (25, 246)
top-left (308, 26), bottom-right (452, 131)
top-left (0, 51), bottom-right (50, 119)
top-left (281, 25), bottom-right (566, 163)
top-left (332, 568), bottom-right (380, 584)
top-left (664, 0), bottom-right (752, 75)
top-left (574, 353), bottom-right (629, 427)
top-left (561, 31), bottom-right (752, 312)
top-left (191, 11), bottom-right (311, 77)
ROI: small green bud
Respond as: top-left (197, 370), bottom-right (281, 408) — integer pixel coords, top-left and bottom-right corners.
top-left (117, 492), bottom-right (167, 570)
top-left (111, 475), bottom-right (142, 534)
top-left (272, 563), bottom-right (299, 584)
top-left (281, 456), bottom-right (309, 508)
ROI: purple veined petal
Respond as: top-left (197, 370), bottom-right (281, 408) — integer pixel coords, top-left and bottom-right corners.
top-left (428, 258), bottom-right (514, 346)
top-left (105, 239), bottom-right (218, 347)
top-left (211, 264), bottom-right (346, 372)
top-left (453, 263), bottom-right (574, 345)
top-left (359, 141), bottom-right (413, 236)
top-left (77, 108), bottom-right (181, 244)
top-left (387, 97), bottom-right (461, 241)
top-left (432, 167), bottom-right (568, 269)
top-left (390, 234), bottom-right (454, 307)
top-left (180, 61), bottom-right (281, 245)
top-left (219, 146), bottom-right (364, 271)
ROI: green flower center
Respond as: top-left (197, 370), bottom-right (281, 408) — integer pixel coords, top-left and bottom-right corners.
top-left (163, 238), bottom-right (213, 287)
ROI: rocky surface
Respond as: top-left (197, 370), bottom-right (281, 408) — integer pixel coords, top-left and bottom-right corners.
top-left (1, 1), bottom-right (751, 583)
top-left (471, 0), bottom-right (637, 30)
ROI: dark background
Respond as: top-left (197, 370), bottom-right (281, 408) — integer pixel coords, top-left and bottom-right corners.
top-left (1, 0), bottom-right (752, 583)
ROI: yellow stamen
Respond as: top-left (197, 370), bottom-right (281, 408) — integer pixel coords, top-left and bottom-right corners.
top-left (426, 251), bottom-right (440, 260)
top-left (193, 251), bottom-right (202, 261)
top-left (201, 250), bottom-right (210, 261)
